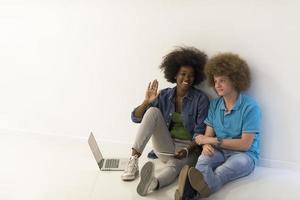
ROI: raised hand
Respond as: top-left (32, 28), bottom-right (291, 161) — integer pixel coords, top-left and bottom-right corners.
top-left (144, 79), bottom-right (159, 104)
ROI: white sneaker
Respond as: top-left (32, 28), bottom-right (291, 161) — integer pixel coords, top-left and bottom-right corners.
top-left (121, 155), bottom-right (139, 181)
top-left (136, 161), bottom-right (158, 196)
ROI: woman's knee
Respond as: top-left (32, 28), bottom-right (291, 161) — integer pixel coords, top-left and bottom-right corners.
top-left (143, 107), bottom-right (161, 119)
top-left (146, 107), bottom-right (160, 114)
top-left (140, 107), bottom-right (163, 125)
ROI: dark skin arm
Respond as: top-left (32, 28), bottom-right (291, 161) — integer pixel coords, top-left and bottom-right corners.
top-left (134, 80), bottom-right (159, 119)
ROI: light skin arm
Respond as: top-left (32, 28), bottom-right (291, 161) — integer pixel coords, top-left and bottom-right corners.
top-left (218, 133), bottom-right (255, 151)
top-left (195, 126), bottom-right (255, 156)
top-left (134, 80), bottom-right (159, 119)
top-left (195, 128), bottom-right (255, 151)
top-left (195, 126), bottom-right (215, 156)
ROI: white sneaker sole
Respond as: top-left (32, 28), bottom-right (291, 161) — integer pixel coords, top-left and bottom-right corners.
top-left (136, 161), bottom-right (154, 196)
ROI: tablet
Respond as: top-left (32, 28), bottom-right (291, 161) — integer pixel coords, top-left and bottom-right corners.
top-left (156, 152), bottom-right (176, 156)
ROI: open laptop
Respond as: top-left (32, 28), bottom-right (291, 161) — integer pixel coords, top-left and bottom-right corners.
top-left (88, 132), bottom-right (128, 171)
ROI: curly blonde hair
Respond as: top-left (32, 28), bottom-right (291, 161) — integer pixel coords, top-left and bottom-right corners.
top-left (205, 53), bottom-right (251, 92)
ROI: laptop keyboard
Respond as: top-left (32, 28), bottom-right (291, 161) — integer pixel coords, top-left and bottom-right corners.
top-left (105, 159), bottom-right (119, 168)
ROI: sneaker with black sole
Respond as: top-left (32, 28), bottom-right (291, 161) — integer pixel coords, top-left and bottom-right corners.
top-left (188, 167), bottom-right (211, 198)
top-left (175, 165), bottom-right (197, 200)
top-left (175, 165), bottom-right (189, 200)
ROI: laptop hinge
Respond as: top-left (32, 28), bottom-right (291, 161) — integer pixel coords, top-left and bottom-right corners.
top-left (98, 159), bottom-right (104, 168)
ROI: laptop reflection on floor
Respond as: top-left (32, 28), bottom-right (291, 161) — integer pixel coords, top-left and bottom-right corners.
top-left (88, 132), bottom-right (128, 171)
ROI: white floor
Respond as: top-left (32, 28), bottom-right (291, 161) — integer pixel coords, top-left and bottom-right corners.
top-left (1, 132), bottom-right (300, 200)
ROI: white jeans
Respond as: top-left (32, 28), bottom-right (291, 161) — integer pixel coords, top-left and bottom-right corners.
top-left (132, 107), bottom-right (199, 187)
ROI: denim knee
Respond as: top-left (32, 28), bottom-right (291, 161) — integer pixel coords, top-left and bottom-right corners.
top-left (197, 154), bottom-right (213, 165)
top-left (215, 153), bottom-right (255, 183)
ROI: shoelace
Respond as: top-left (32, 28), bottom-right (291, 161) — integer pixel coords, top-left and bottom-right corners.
top-left (125, 157), bottom-right (137, 172)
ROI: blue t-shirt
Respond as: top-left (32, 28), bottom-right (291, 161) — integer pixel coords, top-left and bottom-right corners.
top-left (131, 87), bottom-right (209, 139)
top-left (204, 94), bottom-right (261, 161)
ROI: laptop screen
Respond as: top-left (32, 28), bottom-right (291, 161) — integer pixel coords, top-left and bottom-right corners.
top-left (88, 133), bottom-right (103, 163)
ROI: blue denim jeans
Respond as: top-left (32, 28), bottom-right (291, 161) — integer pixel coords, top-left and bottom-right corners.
top-left (195, 147), bottom-right (255, 193)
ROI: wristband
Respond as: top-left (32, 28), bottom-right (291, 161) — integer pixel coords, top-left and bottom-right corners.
top-left (216, 137), bottom-right (223, 147)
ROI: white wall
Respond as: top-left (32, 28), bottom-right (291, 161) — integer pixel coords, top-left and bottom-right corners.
top-left (1, 0), bottom-right (300, 168)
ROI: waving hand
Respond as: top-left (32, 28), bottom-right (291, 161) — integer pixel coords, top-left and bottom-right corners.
top-left (144, 79), bottom-right (159, 104)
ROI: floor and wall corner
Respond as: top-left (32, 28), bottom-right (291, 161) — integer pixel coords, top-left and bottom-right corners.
top-left (1, 130), bottom-right (300, 200)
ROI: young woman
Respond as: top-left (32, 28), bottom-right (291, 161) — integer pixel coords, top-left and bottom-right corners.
top-left (121, 47), bottom-right (209, 196)
top-left (175, 53), bottom-right (261, 199)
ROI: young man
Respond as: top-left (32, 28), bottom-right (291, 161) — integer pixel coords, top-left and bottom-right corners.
top-left (175, 53), bottom-right (261, 199)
